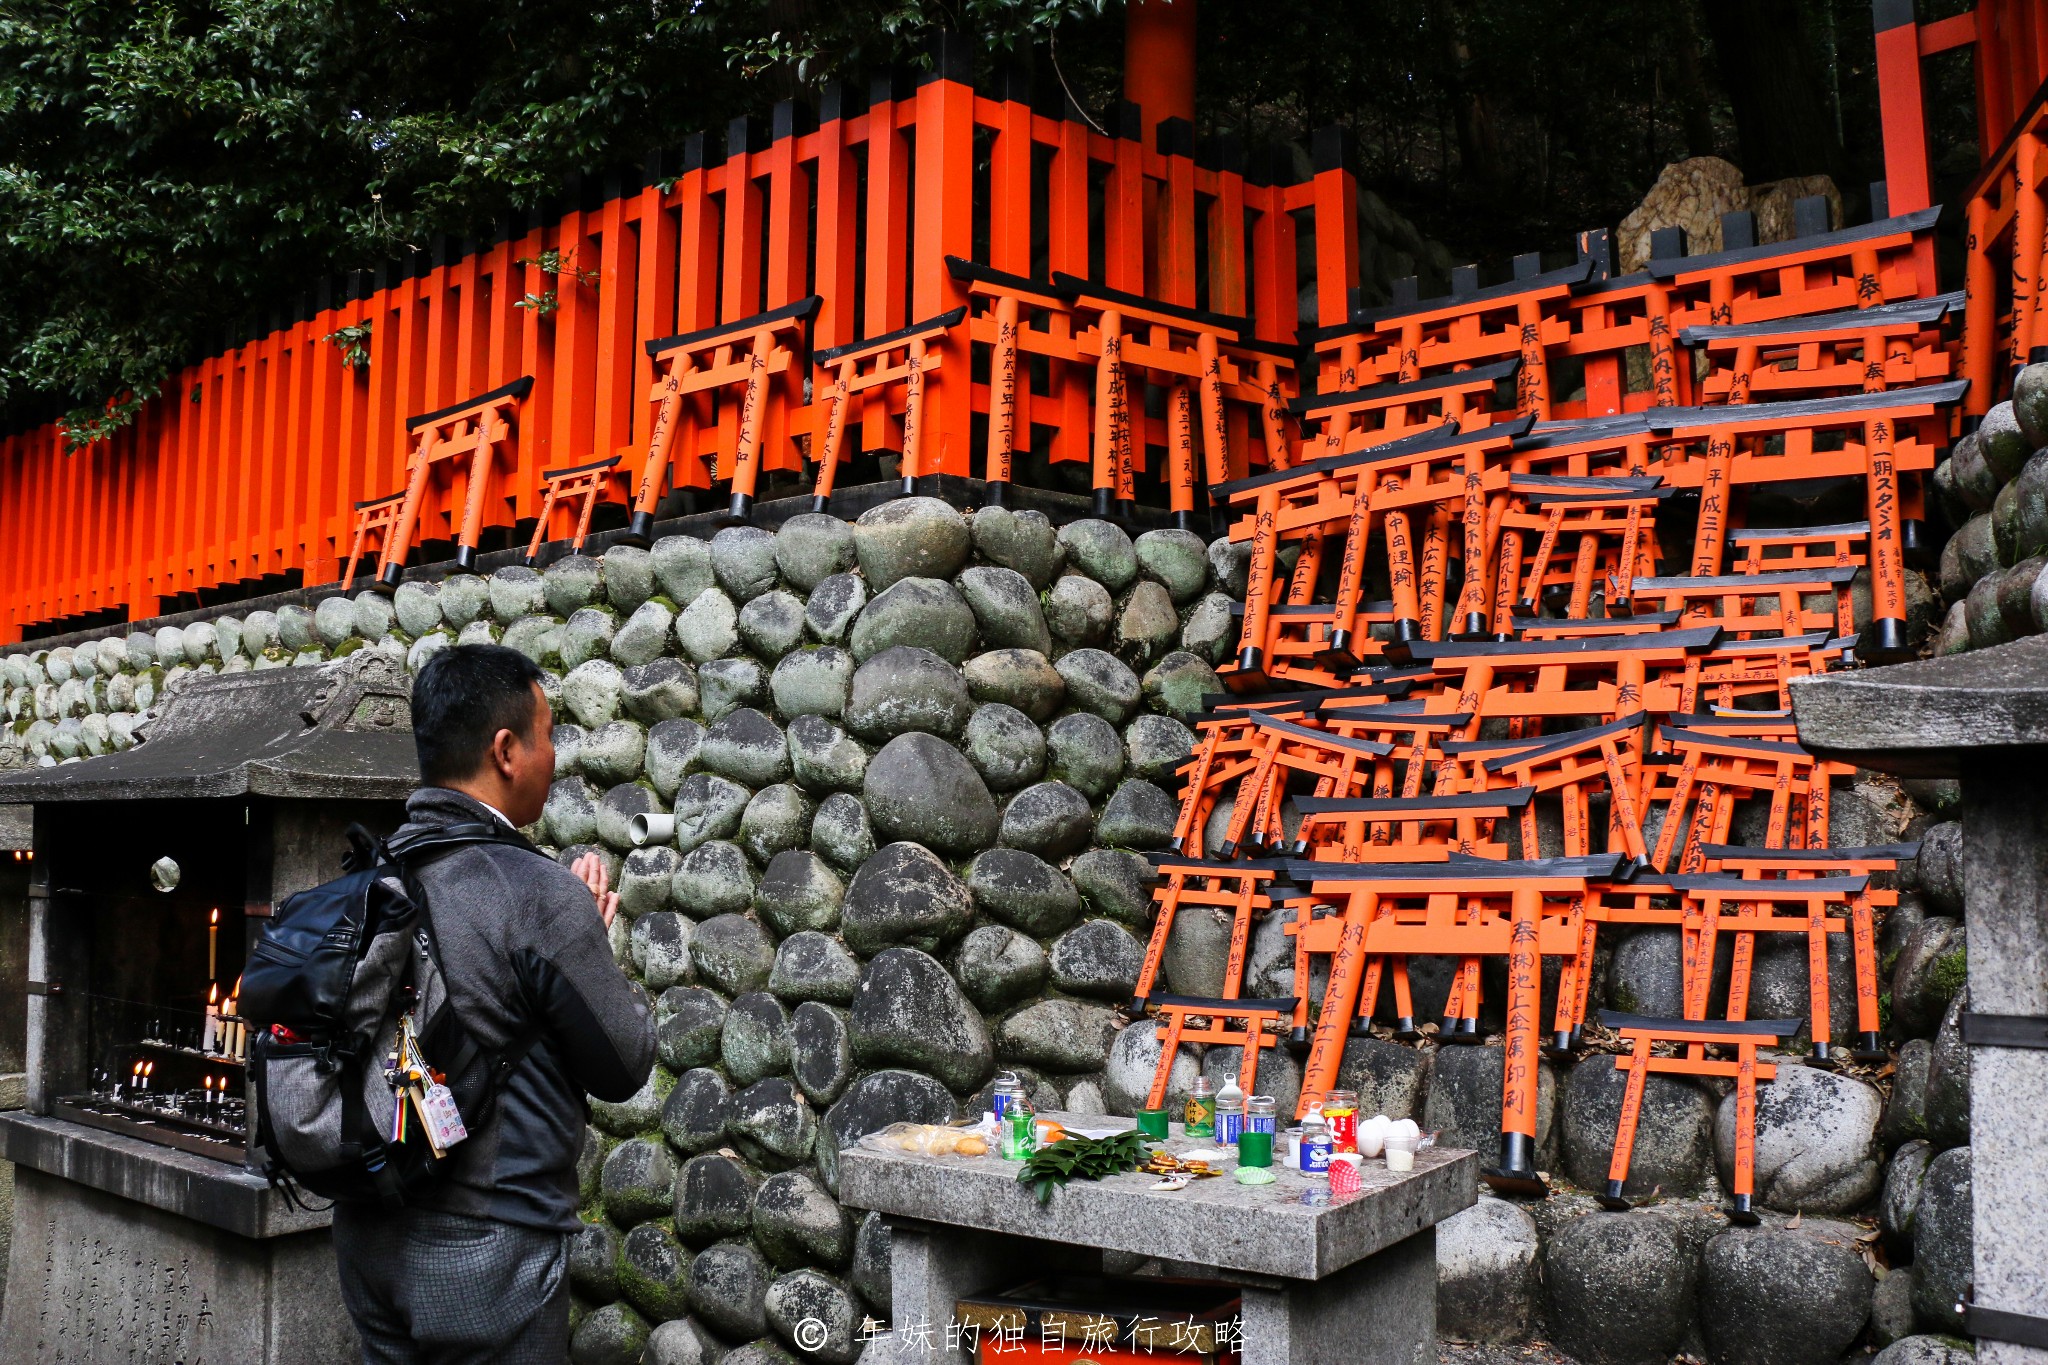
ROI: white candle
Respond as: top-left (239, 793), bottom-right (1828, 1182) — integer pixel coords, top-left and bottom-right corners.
top-left (202, 982), bottom-right (220, 1054)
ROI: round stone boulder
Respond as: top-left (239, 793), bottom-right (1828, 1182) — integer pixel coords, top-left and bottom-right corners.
top-left (1116, 580), bottom-right (1181, 667)
top-left (963, 703), bottom-right (1046, 792)
top-left (600, 1136), bottom-right (678, 1228)
top-left (1124, 713), bottom-right (1195, 785)
top-left (967, 848), bottom-right (1080, 936)
top-left (1096, 779), bottom-right (1176, 850)
top-left (313, 597), bottom-right (357, 647)
top-left (560, 607), bottom-right (617, 669)
top-left (841, 841), bottom-right (975, 957)
top-left (569, 1220), bottom-right (620, 1301)
top-left (1044, 574), bottom-right (1114, 647)
top-left (1562, 1058), bottom-right (1716, 1197)
top-left (631, 911), bottom-right (693, 990)
top-left (1923, 993), bottom-right (1971, 1152)
top-left (1542, 1212), bottom-right (1699, 1365)
top-left (1104, 1015), bottom-right (1201, 1115)
top-left (544, 779), bottom-right (601, 848)
top-left (698, 656), bottom-right (770, 722)
top-left (791, 1001), bottom-right (856, 1106)
top-left (672, 839), bottom-right (755, 919)
top-left (562, 659), bottom-right (626, 728)
top-left (1715, 1062), bottom-right (1882, 1214)
top-left (999, 780), bottom-right (1094, 860)
top-left (768, 930), bottom-right (860, 1007)
top-left (728, 1076), bottom-right (819, 1168)
top-left (674, 587), bottom-right (740, 664)
top-left (952, 925), bottom-right (1050, 1012)
top-left (687, 1240), bottom-right (773, 1339)
top-left (850, 946), bottom-right (994, 1092)
top-left (572, 1303), bottom-right (651, 1365)
top-left (753, 1169), bottom-right (854, 1270)
top-left (1046, 712), bottom-right (1125, 800)
top-left (1141, 651), bottom-right (1221, 720)
top-left (1134, 528), bottom-right (1209, 604)
top-left (1700, 1221), bottom-right (1875, 1365)
top-left (1916, 821), bottom-right (1962, 916)
top-left (804, 572), bottom-right (867, 646)
top-left (618, 1222), bottom-right (692, 1322)
top-left (755, 850), bottom-right (845, 937)
top-left (1424, 1044), bottom-right (1558, 1163)
top-left (787, 714), bottom-right (868, 793)
top-left (580, 720), bottom-right (647, 788)
top-left (689, 913), bottom-right (777, 996)
top-left (1071, 848), bottom-right (1158, 927)
top-left (1881, 1138), bottom-right (1934, 1260)
top-left (851, 576), bottom-right (979, 664)
top-left (1435, 1197), bottom-right (1542, 1343)
top-left (348, 594), bottom-right (392, 643)
top-left (1890, 916), bottom-right (1966, 1041)
top-left (1057, 519), bottom-right (1138, 593)
top-left (669, 773), bottom-right (751, 854)
top-left (819, 1069), bottom-right (958, 1193)
top-left (970, 505), bottom-right (1062, 587)
top-left (1874, 1339), bottom-right (1976, 1365)
top-left (700, 708), bottom-right (792, 788)
top-left (775, 513), bottom-right (859, 593)
top-left (1180, 592), bottom-right (1236, 664)
top-left (644, 719), bottom-right (705, 800)
top-left (1056, 648), bottom-right (1142, 723)
top-left (957, 565), bottom-right (1052, 655)
top-left (600, 543), bottom-right (655, 612)
top-left (722, 991), bottom-right (794, 1087)
top-left (845, 645), bottom-right (974, 741)
top-left (621, 657), bottom-right (698, 724)
top-left (740, 590), bottom-right (809, 661)
top-left (1911, 1146), bottom-right (1971, 1335)
top-left (853, 497), bottom-right (972, 590)
top-left (661, 1068), bottom-right (734, 1156)
top-left (851, 1212), bottom-right (893, 1315)
top-left (766, 1269), bottom-right (863, 1364)
top-left (772, 646), bottom-right (855, 720)
top-left (437, 576), bottom-right (490, 629)
top-left (712, 525), bottom-right (782, 602)
top-left (964, 647), bottom-right (1066, 721)
top-left (674, 1149), bottom-right (761, 1244)
top-left (995, 999), bottom-right (1118, 1073)
top-left (1049, 920), bottom-right (1143, 1001)
top-left (741, 784), bottom-right (814, 865)
top-left (543, 554), bottom-right (606, 616)
top-left (811, 792), bottom-right (876, 872)
top-left (1332, 1035), bottom-right (1431, 1123)
top-left (863, 732), bottom-right (999, 855)
top-left (657, 986), bottom-right (729, 1072)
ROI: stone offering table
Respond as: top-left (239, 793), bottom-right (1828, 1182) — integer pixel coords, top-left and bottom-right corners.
top-left (840, 1114), bottom-right (1476, 1365)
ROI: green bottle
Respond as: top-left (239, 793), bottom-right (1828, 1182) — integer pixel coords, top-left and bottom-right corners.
top-left (1184, 1076), bottom-right (1216, 1139)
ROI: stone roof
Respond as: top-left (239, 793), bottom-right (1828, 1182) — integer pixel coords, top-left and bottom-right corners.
top-left (1791, 633), bottom-right (2048, 777)
top-left (0, 650), bottom-right (417, 803)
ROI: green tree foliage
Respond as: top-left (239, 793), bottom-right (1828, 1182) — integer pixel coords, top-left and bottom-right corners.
top-left (0, 0), bottom-right (1971, 445)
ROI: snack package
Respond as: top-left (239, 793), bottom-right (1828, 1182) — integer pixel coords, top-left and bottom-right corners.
top-left (867, 1122), bottom-right (992, 1158)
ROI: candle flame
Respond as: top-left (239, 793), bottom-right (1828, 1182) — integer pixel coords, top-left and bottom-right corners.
top-left (142, 1061), bottom-right (153, 1077)
top-left (210, 908), bottom-right (218, 926)
top-left (208, 982), bottom-right (219, 1005)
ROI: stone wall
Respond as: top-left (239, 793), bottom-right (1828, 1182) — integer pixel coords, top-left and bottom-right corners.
top-left (0, 498), bottom-right (1977, 1365)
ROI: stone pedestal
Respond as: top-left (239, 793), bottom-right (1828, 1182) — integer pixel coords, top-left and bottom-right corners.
top-left (841, 1112), bottom-right (1473, 1365)
top-left (0, 1115), bottom-right (351, 1365)
top-left (1795, 638), bottom-right (2048, 1364)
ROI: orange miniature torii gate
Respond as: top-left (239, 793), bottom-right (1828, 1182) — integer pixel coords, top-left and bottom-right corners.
top-left (366, 376), bottom-right (534, 590)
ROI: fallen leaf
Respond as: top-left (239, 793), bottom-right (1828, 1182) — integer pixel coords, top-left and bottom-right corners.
top-left (1786, 1211), bottom-right (1803, 1229)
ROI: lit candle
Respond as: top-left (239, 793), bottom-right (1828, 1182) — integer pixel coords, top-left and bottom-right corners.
top-left (202, 982), bottom-right (220, 1054)
top-left (141, 1060), bottom-right (154, 1092)
top-left (129, 1060), bottom-right (142, 1094)
top-left (208, 908), bottom-right (218, 980)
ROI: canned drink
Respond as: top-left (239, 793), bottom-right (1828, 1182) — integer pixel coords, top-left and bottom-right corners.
top-left (1322, 1089), bottom-right (1359, 1154)
top-left (1001, 1106), bottom-right (1037, 1161)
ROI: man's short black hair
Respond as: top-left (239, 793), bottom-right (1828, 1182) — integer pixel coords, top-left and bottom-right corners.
top-left (412, 643), bottom-right (548, 784)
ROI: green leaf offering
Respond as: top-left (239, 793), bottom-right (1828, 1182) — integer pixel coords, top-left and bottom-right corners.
top-left (1015, 1130), bottom-right (1156, 1205)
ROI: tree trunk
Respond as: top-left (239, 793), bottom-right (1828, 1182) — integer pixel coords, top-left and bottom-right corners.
top-left (1702, 0), bottom-right (1848, 185)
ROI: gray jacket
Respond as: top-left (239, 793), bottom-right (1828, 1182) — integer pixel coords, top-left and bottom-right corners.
top-left (389, 787), bottom-right (654, 1232)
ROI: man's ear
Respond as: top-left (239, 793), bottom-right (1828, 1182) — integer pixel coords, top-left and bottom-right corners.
top-left (489, 726), bottom-right (521, 779)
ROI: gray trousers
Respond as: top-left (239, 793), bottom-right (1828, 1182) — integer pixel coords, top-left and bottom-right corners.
top-left (332, 1201), bottom-right (570, 1364)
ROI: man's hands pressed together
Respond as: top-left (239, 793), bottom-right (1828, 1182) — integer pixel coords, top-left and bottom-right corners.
top-left (571, 851), bottom-right (620, 929)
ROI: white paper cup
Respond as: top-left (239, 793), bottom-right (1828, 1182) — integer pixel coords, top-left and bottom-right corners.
top-left (1357, 1114), bottom-right (1389, 1158)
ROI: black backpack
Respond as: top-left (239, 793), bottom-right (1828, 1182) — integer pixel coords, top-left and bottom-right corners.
top-left (241, 821), bottom-right (543, 1206)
